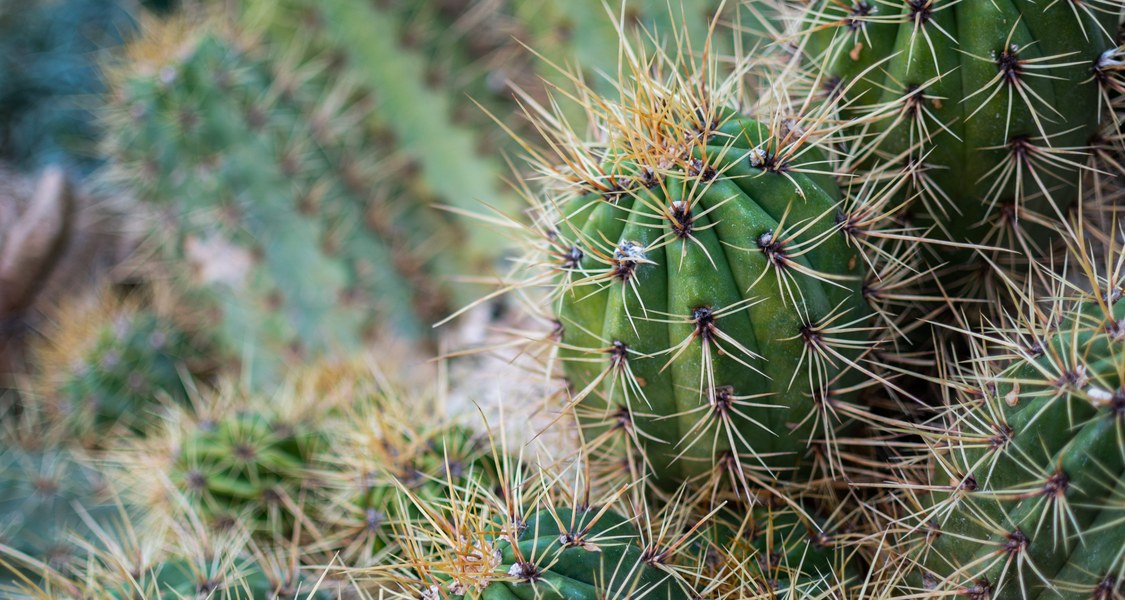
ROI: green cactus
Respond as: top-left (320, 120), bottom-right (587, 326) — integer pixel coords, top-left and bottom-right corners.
top-left (687, 500), bottom-right (858, 598)
top-left (32, 288), bottom-right (217, 442)
top-left (0, 445), bottom-right (115, 583)
top-left (104, 21), bottom-right (467, 382)
top-left (486, 507), bottom-right (683, 599)
top-left (502, 31), bottom-right (890, 498)
top-left (894, 250), bottom-right (1125, 598)
top-left (170, 409), bottom-right (320, 535)
top-left (314, 419), bottom-right (501, 566)
top-left (798, 0), bottom-right (1119, 274)
top-left (406, 505), bottom-right (685, 599)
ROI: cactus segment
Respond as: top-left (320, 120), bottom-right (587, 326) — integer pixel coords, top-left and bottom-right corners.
top-left (172, 409), bottom-right (319, 535)
top-left (800, 0), bottom-right (1119, 263)
top-left (898, 262), bottom-right (1125, 598)
top-left (549, 113), bottom-right (872, 492)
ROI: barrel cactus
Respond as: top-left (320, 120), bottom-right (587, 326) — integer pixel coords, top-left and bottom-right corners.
top-left (493, 25), bottom-right (906, 500)
top-left (797, 0), bottom-right (1120, 275)
top-left (109, 380), bottom-right (333, 538)
top-left (170, 408), bottom-right (320, 535)
top-left (686, 497), bottom-right (859, 598)
top-left (894, 241), bottom-right (1125, 598)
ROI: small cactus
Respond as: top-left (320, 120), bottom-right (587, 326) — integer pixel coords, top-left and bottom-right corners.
top-left (107, 373), bottom-right (340, 539)
top-left (478, 15), bottom-right (908, 502)
top-left (30, 283), bottom-right (218, 442)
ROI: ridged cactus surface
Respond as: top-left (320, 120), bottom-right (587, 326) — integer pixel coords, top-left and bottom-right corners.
top-left (897, 262), bottom-right (1125, 598)
top-left (172, 408), bottom-right (320, 535)
top-left (475, 507), bottom-right (681, 599)
top-left (800, 0), bottom-right (1119, 263)
top-left (513, 40), bottom-right (883, 496)
top-left (315, 415), bottom-right (500, 565)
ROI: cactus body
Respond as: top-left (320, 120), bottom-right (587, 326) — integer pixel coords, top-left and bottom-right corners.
top-left (172, 409), bottom-right (318, 534)
top-left (105, 21), bottom-right (478, 381)
top-left (801, 0), bottom-right (1118, 264)
top-left (900, 293), bottom-right (1125, 597)
top-left (483, 508), bottom-right (679, 600)
top-left (317, 421), bottom-right (499, 565)
top-left (32, 289), bottom-right (217, 441)
top-left (421, 506), bottom-right (680, 600)
top-left (552, 112), bottom-right (870, 492)
top-left (689, 501), bottom-right (855, 597)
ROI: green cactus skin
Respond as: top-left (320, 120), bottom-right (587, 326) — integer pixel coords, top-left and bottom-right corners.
top-left (0, 446), bottom-right (114, 582)
top-left (446, 507), bottom-right (681, 600)
top-left (173, 410), bottom-right (319, 535)
top-left (799, 0), bottom-right (1119, 267)
top-left (550, 111), bottom-right (871, 494)
top-left (899, 293), bottom-right (1125, 598)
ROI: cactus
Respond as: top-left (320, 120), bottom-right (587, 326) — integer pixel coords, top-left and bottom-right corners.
top-left (107, 374), bottom-right (337, 538)
top-left (796, 0), bottom-right (1120, 276)
top-left (686, 499), bottom-right (860, 598)
top-left (485, 17), bottom-right (911, 501)
top-left (314, 414), bottom-right (501, 566)
top-left (103, 17), bottom-right (477, 382)
top-left (469, 506), bottom-right (683, 599)
top-left (170, 409), bottom-right (320, 536)
top-left (891, 236), bottom-right (1125, 598)
top-left (30, 283), bottom-right (218, 442)
top-left (394, 469), bottom-right (694, 599)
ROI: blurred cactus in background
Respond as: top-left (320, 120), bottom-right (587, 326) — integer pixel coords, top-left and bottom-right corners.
top-left (28, 281), bottom-right (220, 444)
